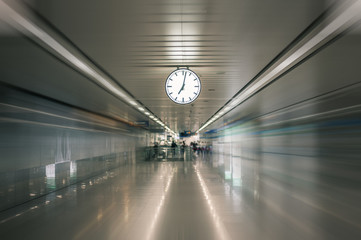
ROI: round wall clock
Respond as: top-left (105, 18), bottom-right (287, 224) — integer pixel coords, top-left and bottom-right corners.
top-left (165, 68), bottom-right (201, 104)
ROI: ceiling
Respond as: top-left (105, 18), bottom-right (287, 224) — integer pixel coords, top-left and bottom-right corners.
top-left (1, 0), bottom-right (334, 133)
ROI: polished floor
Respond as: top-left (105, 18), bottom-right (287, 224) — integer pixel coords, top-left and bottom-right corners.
top-left (0, 154), bottom-right (360, 240)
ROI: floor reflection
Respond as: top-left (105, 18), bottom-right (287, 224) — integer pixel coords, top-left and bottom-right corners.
top-left (1, 154), bottom-right (361, 239)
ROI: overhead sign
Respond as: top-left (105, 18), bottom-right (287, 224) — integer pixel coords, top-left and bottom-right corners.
top-left (134, 121), bottom-right (149, 127)
top-left (179, 131), bottom-right (193, 138)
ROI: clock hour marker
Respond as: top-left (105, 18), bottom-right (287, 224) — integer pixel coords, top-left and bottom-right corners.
top-left (195, 86), bottom-right (199, 87)
top-left (194, 92), bottom-right (197, 95)
top-left (182, 97), bottom-right (184, 102)
top-left (189, 73), bottom-right (191, 76)
top-left (167, 86), bottom-right (172, 87)
top-left (182, 71), bottom-right (184, 75)
top-left (189, 97), bottom-right (191, 100)
top-left (175, 73), bottom-right (178, 76)
top-left (169, 92), bottom-right (173, 95)
top-left (175, 97), bottom-right (178, 100)
top-left (170, 78), bottom-right (173, 81)
top-left (194, 79), bottom-right (197, 81)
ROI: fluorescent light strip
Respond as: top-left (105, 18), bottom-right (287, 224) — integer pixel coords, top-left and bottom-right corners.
top-left (0, 1), bottom-right (178, 133)
top-left (0, 3), bottom-right (129, 101)
top-left (197, 0), bottom-right (361, 133)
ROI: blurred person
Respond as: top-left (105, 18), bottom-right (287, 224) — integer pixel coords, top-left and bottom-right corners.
top-left (171, 140), bottom-right (177, 157)
top-left (152, 142), bottom-right (158, 159)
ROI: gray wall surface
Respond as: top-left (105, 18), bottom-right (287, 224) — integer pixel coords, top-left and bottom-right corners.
top-left (0, 86), bottom-right (147, 211)
top-left (201, 27), bottom-right (361, 239)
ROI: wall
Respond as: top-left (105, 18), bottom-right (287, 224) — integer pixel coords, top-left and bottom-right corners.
top-left (0, 85), bottom-right (147, 211)
top-left (201, 28), bottom-right (361, 239)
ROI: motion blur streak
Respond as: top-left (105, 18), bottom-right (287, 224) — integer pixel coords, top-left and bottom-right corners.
top-left (0, 0), bottom-right (131, 101)
top-left (199, 0), bottom-right (361, 132)
top-left (204, 82), bottom-right (361, 239)
top-left (1, 0), bottom-right (361, 240)
top-left (0, 0), bottom-right (173, 131)
top-left (0, 102), bottom-right (129, 132)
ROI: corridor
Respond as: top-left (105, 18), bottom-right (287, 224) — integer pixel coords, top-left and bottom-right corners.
top-left (1, 0), bottom-right (361, 239)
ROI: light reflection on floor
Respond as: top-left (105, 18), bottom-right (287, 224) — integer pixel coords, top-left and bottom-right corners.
top-left (0, 155), bottom-right (361, 240)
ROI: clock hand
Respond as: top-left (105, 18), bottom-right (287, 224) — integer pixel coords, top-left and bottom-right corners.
top-left (178, 73), bottom-right (187, 94)
top-left (178, 85), bottom-right (184, 94)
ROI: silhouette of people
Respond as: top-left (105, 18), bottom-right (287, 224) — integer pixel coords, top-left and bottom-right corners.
top-left (171, 140), bottom-right (177, 157)
top-left (153, 142), bottom-right (158, 158)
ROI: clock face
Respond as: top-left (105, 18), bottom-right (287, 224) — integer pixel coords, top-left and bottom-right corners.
top-left (165, 69), bottom-right (201, 104)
